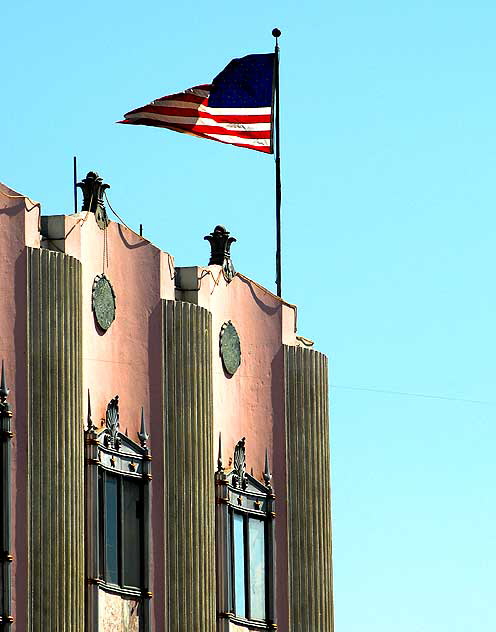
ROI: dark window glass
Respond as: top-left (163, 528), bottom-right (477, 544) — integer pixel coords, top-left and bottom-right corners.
top-left (105, 474), bottom-right (119, 585)
top-left (123, 478), bottom-right (142, 587)
top-left (249, 518), bottom-right (266, 620)
top-left (233, 512), bottom-right (246, 617)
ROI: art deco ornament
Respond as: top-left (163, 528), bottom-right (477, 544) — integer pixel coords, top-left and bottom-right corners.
top-left (232, 437), bottom-right (247, 489)
top-left (104, 395), bottom-right (121, 450)
top-left (92, 274), bottom-right (116, 331)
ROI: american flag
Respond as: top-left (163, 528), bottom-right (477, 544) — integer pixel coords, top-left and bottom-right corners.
top-left (119, 53), bottom-right (275, 153)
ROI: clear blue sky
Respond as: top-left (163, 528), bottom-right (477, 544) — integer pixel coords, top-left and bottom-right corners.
top-left (3, 1), bottom-right (496, 630)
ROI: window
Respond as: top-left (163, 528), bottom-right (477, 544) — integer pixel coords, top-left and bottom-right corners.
top-left (216, 437), bottom-right (276, 630)
top-left (98, 470), bottom-right (143, 589)
top-left (230, 510), bottom-right (267, 621)
top-left (85, 394), bottom-right (152, 630)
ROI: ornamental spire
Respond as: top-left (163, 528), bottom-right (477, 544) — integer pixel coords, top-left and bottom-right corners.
top-left (138, 407), bottom-right (149, 449)
top-left (263, 447), bottom-right (272, 491)
top-left (217, 433), bottom-right (224, 473)
top-left (0, 360), bottom-right (11, 417)
top-left (0, 360), bottom-right (8, 400)
top-left (87, 389), bottom-right (96, 432)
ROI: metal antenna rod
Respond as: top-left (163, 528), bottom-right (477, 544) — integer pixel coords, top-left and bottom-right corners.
top-left (73, 156), bottom-right (78, 213)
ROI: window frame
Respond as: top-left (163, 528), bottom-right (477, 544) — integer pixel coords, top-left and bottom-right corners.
top-left (85, 395), bottom-right (152, 630)
top-left (98, 468), bottom-right (144, 594)
top-left (229, 508), bottom-right (269, 623)
top-left (215, 437), bottom-right (276, 631)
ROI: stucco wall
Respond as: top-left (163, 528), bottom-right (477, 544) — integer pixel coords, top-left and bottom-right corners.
top-left (0, 183), bottom-right (40, 628)
top-left (98, 590), bottom-right (140, 632)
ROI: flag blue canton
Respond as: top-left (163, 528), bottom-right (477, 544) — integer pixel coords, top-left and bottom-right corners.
top-left (209, 54), bottom-right (275, 108)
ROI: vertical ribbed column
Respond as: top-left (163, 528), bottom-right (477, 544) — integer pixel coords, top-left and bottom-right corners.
top-left (284, 346), bottom-right (334, 632)
top-left (162, 300), bottom-right (215, 632)
top-left (26, 248), bottom-right (84, 632)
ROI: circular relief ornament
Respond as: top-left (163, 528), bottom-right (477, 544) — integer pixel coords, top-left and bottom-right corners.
top-left (220, 321), bottom-right (241, 375)
top-left (92, 274), bottom-right (116, 331)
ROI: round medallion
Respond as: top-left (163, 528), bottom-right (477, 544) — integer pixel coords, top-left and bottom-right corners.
top-left (92, 274), bottom-right (116, 331)
top-left (220, 321), bottom-right (241, 375)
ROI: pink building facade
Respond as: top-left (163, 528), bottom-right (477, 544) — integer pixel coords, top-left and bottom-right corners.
top-left (0, 173), bottom-right (333, 632)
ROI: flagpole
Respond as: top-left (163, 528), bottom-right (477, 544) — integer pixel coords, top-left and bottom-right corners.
top-left (272, 28), bottom-right (282, 298)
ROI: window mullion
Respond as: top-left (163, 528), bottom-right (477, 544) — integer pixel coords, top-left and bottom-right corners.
top-left (244, 513), bottom-right (251, 621)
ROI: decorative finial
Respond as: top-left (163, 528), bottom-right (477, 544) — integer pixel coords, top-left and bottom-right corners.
top-left (0, 360), bottom-right (9, 400)
top-left (217, 432), bottom-right (223, 472)
top-left (0, 360), bottom-right (11, 417)
top-left (263, 447), bottom-right (272, 490)
top-left (77, 171), bottom-right (110, 230)
top-left (87, 389), bottom-right (96, 432)
top-left (138, 407), bottom-right (149, 449)
top-left (272, 28), bottom-right (281, 38)
top-left (204, 225), bottom-right (237, 282)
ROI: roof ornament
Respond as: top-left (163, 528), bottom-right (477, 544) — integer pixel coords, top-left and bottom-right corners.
top-left (204, 225), bottom-right (237, 282)
top-left (77, 171), bottom-right (110, 230)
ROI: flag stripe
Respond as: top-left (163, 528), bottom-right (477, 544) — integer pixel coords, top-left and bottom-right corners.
top-left (129, 105), bottom-right (271, 123)
top-left (139, 101), bottom-right (272, 117)
top-left (121, 117), bottom-right (272, 152)
top-left (120, 53), bottom-right (275, 153)
top-left (124, 111), bottom-right (270, 133)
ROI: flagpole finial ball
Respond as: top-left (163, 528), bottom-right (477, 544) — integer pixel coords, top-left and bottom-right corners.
top-left (272, 28), bottom-right (281, 38)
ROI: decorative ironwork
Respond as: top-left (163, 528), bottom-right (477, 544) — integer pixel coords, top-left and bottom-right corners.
top-left (104, 396), bottom-right (121, 450)
top-left (204, 225), bottom-right (237, 282)
top-left (77, 171), bottom-right (110, 229)
top-left (92, 274), bottom-right (116, 331)
top-left (220, 321), bottom-right (241, 375)
top-left (232, 437), bottom-right (247, 489)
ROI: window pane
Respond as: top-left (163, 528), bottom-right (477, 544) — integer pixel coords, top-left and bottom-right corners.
top-left (233, 512), bottom-right (246, 618)
top-left (249, 518), bottom-right (266, 620)
top-left (122, 478), bottom-right (142, 587)
top-left (105, 474), bottom-right (119, 584)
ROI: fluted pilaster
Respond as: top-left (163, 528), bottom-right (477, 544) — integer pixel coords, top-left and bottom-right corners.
top-left (284, 345), bottom-right (334, 632)
top-left (162, 299), bottom-right (215, 632)
top-left (26, 248), bottom-right (84, 632)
